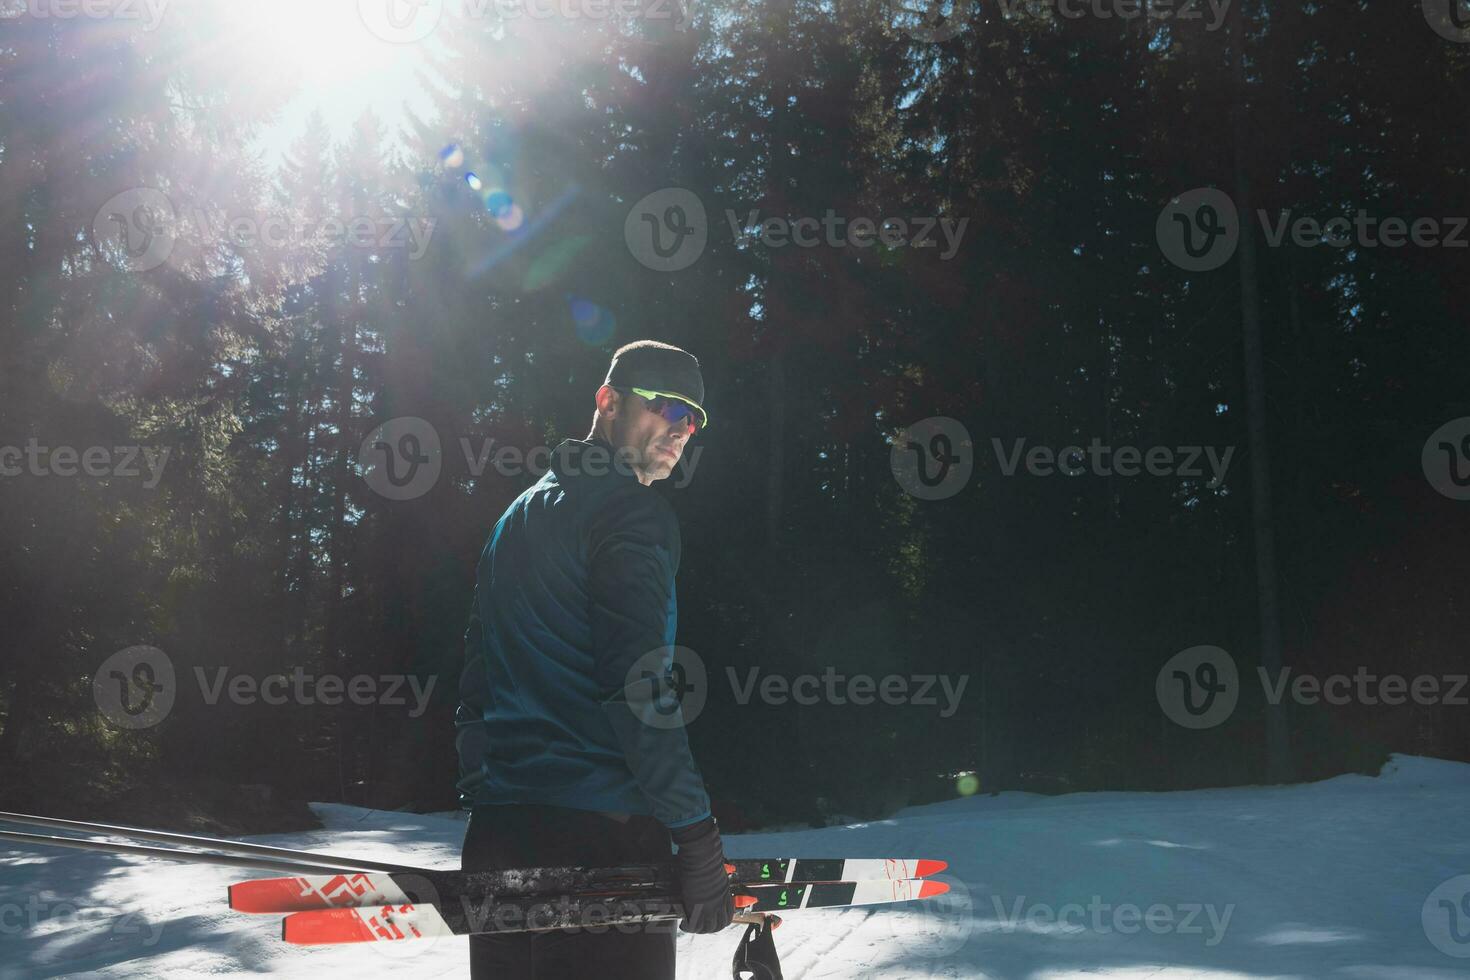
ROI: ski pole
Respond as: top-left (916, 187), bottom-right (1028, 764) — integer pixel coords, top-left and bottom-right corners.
top-left (0, 810), bottom-right (425, 873)
top-left (0, 829), bottom-right (396, 876)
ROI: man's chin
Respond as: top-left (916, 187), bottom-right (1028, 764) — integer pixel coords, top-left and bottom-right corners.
top-left (645, 454), bottom-right (677, 480)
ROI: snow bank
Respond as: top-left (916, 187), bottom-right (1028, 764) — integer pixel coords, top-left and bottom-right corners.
top-left (2, 754), bottom-right (1467, 978)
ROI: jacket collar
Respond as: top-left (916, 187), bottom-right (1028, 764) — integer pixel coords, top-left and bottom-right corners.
top-left (550, 436), bottom-right (642, 484)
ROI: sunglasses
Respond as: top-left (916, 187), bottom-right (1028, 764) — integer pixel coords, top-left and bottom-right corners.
top-left (617, 386), bottom-right (705, 436)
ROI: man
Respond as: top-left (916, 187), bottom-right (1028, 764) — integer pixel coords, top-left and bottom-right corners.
top-left (456, 340), bottom-right (734, 980)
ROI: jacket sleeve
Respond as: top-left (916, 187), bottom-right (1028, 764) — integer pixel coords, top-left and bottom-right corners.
top-left (588, 487), bottom-right (712, 829)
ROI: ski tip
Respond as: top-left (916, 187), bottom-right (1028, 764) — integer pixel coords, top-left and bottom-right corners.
top-left (282, 909), bottom-right (375, 945)
top-left (914, 859), bottom-right (948, 878)
top-left (917, 880), bottom-right (949, 900)
top-left (230, 878), bottom-right (306, 914)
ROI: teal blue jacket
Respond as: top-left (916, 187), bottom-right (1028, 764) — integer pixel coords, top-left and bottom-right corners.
top-left (455, 436), bottom-right (711, 828)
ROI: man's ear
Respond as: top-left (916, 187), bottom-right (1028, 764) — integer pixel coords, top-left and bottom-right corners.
top-left (594, 384), bottom-right (620, 418)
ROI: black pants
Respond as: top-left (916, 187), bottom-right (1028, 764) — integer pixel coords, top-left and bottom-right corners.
top-left (462, 803), bottom-right (677, 980)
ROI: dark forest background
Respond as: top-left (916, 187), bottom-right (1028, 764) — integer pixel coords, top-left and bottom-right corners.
top-left (1, 0), bottom-right (1467, 832)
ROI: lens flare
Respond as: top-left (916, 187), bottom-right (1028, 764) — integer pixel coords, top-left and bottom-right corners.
top-left (440, 144), bottom-right (464, 169)
top-left (485, 190), bottom-right (514, 218)
top-left (465, 172), bottom-right (483, 191)
top-left (495, 204), bottom-right (525, 232)
top-left (567, 295), bottom-right (616, 345)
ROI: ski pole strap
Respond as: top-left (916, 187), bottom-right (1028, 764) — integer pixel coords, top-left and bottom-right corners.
top-left (731, 914), bottom-right (783, 980)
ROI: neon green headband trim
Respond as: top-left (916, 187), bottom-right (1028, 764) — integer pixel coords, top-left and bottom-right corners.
top-left (629, 386), bottom-right (709, 430)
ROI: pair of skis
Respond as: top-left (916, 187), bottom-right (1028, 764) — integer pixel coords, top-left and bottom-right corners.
top-left (0, 810), bottom-right (949, 947)
top-left (233, 859), bottom-right (949, 944)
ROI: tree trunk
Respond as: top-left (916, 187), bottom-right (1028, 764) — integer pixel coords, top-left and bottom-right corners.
top-left (1231, 0), bottom-right (1293, 784)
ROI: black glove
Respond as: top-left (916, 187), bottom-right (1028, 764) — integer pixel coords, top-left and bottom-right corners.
top-left (669, 816), bottom-right (735, 934)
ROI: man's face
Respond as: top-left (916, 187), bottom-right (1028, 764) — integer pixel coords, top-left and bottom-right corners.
top-left (601, 386), bottom-right (694, 486)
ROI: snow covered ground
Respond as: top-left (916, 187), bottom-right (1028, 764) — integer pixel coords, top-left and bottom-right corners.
top-left (2, 754), bottom-right (1468, 978)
